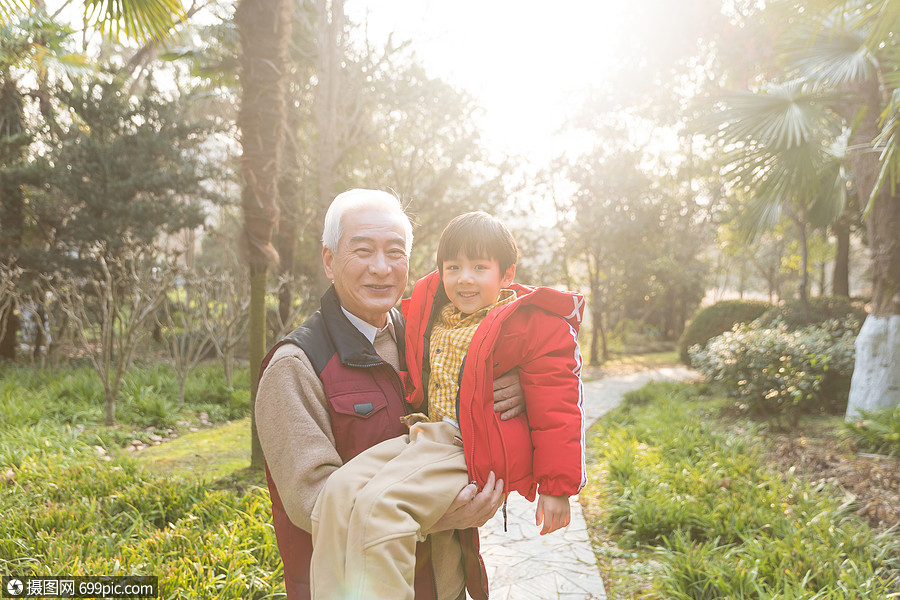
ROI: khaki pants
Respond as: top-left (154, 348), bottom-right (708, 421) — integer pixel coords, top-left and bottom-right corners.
top-left (310, 420), bottom-right (469, 600)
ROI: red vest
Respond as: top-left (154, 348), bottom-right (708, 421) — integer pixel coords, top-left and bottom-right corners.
top-left (260, 287), bottom-right (488, 600)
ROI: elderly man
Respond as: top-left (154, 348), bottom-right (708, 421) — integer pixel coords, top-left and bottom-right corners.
top-left (256, 189), bottom-right (523, 600)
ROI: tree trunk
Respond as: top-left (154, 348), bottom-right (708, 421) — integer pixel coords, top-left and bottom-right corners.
top-left (276, 109), bottom-right (301, 325)
top-left (224, 348), bottom-right (235, 388)
top-left (104, 384), bottom-right (117, 426)
top-left (315, 0), bottom-right (344, 210)
top-left (795, 216), bottom-right (810, 319)
top-left (0, 77), bottom-right (28, 362)
top-left (235, 0), bottom-right (292, 469)
top-left (843, 76), bottom-right (900, 418)
top-left (249, 269), bottom-right (267, 467)
top-left (832, 217), bottom-right (851, 297)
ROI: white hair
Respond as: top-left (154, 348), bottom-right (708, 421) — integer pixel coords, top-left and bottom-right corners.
top-left (322, 189), bottom-right (414, 254)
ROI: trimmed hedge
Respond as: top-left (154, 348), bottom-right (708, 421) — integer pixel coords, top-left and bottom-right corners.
top-left (755, 295), bottom-right (868, 331)
top-left (678, 299), bottom-right (771, 365)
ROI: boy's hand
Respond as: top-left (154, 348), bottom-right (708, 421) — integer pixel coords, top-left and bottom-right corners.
top-left (492, 369), bottom-right (524, 420)
top-left (427, 471), bottom-right (504, 534)
top-left (535, 494), bottom-right (571, 535)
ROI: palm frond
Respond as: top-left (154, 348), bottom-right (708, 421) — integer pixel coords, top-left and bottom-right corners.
top-left (84, 0), bottom-right (184, 42)
top-left (35, 48), bottom-right (96, 76)
top-left (0, 0), bottom-right (27, 24)
top-left (861, 0), bottom-right (900, 53)
top-left (869, 88), bottom-right (900, 215)
top-left (711, 81), bottom-right (838, 151)
top-left (787, 28), bottom-right (875, 86)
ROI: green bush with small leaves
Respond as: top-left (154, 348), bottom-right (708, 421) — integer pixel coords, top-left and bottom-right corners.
top-left (678, 300), bottom-right (771, 365)
top-left (689, 318), bottom-right (858, 425)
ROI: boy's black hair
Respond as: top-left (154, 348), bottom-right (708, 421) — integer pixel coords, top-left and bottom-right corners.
top-left (436, 212), bottom-right (519, 274)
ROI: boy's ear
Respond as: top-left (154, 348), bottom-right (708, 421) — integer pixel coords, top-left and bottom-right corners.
top-left (501, 264), bottom-right (516, 287)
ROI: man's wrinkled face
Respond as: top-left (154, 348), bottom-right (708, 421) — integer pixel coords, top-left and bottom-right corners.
top-left (323, 208), bottom-right (409, 328)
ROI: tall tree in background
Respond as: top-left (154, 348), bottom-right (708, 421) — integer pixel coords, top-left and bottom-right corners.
top-left (0, 2), bottom-right (184, 361)
top-left (711, 0), bottom-right (900, 417)
top-left (234, 0), bottom-right (291, 468)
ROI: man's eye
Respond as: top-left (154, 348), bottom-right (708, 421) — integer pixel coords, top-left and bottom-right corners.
top-left (354, 248), bottom-right (372, 255)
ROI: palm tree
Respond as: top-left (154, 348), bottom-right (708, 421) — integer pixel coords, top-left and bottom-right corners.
top-left (709, 0), bottom-right (900, 418)
top-left (707, 80), bottom-right (847, 314)
top-left (234, 0), bottom-right (291, 468)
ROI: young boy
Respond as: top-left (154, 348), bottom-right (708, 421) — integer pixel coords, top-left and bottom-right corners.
top-left (310, 212), bottom-right (585, 600)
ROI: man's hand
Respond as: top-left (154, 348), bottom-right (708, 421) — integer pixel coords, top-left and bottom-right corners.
top-left (428, 471), bottom-right (504, 533)
top-left (492, 369), bottom-right (524, 421)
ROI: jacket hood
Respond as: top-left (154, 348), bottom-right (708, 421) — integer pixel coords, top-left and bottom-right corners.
top-left (407, 270), bottom-right (584, 331)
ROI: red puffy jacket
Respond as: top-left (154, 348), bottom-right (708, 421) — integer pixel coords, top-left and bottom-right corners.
top-left (402, 271), bottom-right (587, 500)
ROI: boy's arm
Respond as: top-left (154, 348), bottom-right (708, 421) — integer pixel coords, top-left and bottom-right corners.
top-left (536, 494), bottom-right (571, 535)
top-left (518, 315), bottom-right (586, 497)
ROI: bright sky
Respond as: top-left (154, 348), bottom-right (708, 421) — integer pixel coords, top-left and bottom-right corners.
top-left (345, 0), bottom-right (630, 165)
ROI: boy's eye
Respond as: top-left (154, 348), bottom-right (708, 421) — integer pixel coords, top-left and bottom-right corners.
top-left (444, 264), bottom-right (459, 271)
top-left (475, 264), bottom-right (488, 270)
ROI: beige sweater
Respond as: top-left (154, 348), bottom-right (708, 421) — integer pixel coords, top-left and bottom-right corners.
top-left (255, 336), bottom-right (466, 600)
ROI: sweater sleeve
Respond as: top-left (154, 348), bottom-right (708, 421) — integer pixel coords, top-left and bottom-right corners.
top-left (517, 316), bottom-right (586, 497)
top-left (256, 345), bottom-right (341, 532)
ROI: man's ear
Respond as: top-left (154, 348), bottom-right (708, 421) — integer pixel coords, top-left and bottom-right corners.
top-left (501, 264), bottom-right (516, 287)
top-left (322, 246), bottom-right (335, 280)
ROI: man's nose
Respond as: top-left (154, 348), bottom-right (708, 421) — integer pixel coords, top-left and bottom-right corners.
top-left (368, 251), bottom-right (390, 274)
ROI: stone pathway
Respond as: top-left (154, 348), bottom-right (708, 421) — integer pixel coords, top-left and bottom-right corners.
top-left (472, 366), bottom-right (698, 600)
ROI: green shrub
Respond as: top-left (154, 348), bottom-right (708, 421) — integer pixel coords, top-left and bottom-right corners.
top-left (843, 405), bottom-right (900, 457)
top-left (755, 295), bottom-right (868, 331)
top-left (678, 300), bottom-right (771, 365)
top-left (689, 318), bottom-right (858, 425)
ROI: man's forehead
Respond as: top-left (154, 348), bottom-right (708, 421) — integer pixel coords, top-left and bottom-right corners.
top-left (348, 233), bottom-right (406, 246)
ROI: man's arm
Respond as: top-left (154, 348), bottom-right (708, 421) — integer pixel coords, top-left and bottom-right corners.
top-left (256, 346), bottom-right (341, 532)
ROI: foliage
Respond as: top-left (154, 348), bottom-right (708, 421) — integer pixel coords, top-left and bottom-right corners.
top-left (586, 382), bottom-right (899, 598)
top-left (22, 71), bottom-right (217, 276)
top-left (678, 299), bottom-right (771, 365)
top-left (843, 405), bottom-right (900, 458)
top-left (754, 295), bottom-right (868, 331)
top-left (562, 144), bottom-right (711, 363)
top-left (690, 318), bottom-right (858, 424)
top-left (0, 363), bottom-right (250, 437)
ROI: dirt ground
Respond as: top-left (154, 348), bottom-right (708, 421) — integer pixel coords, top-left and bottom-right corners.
top-left (762, 420), bottom-right (900, 532)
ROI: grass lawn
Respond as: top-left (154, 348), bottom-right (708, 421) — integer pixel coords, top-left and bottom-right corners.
top-left (134, 418), bottom-right (251, 480)
top-left (4, 360), bottom-right (898, 599)
top-left (581, 381), bottom-right (900, 599)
